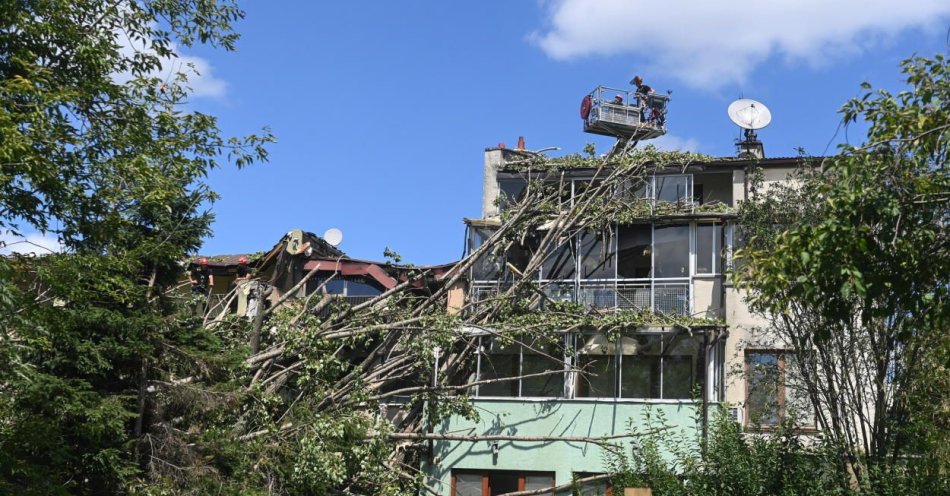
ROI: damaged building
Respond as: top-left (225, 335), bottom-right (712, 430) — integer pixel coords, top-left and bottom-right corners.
top-left (190, 87), bottom-right (813, 496)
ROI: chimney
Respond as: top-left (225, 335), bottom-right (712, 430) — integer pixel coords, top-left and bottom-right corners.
top-left (736, 130), bottom-right (764, 159)
top-left (516, 136), bottom-right (526, 150)
top-left (483, 148), bottom-right (504, 218)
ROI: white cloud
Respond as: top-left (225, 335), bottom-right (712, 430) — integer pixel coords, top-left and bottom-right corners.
top-left (113, 30), bottom-right (227, 99)
top-left (160, 51), bottom-right (228, 99)
top-left (0, 232), bottom-right (62, 256)
top-left (531, 0), bottom-right (950, 87)
top-left (651, 134), bottom-right (700, 152)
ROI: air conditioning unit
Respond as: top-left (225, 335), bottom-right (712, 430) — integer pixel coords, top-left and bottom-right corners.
top-left (727, 406), bottom-right (744, 425)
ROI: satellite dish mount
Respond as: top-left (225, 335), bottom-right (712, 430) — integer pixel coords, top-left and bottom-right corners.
top-left (727, 99), bottom-right (772, 159)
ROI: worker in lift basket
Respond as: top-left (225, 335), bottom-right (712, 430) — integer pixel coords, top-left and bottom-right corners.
top-left (631, 75), bottom-right (659, 126)
top-left (631, 75), bottom-right (653, 95)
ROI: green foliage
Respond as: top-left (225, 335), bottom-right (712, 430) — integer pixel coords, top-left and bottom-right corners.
top-left (0, 1), bottom-right (272, 493)
top-left (606, 407), bottom-right (945, 496)
top-left (500, 144), bottom-right (715, 173)
top-left (735, 53), bottom-right (949, 489)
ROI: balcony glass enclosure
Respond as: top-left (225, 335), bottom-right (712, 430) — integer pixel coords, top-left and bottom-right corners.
top-left (469, 221), bottom-right (726, 316)
top-left (473, 332), bottom-right (721, 401)
top-left (499, 173), bottom-right (730, 216)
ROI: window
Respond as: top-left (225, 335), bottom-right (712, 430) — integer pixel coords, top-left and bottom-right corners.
top-left (653, 224), bottom-right (689, 278)
top-left (477, 336), bottom-right (564, 398)
top-left (616, 225), bottom-right (651, 279)
top-left (745, 351), bottom-right (815, 428)
top-left (654, 174), bottom-right (691, 203)
top-left (745, 351), bottom-right (783, 426)
top-left (499, 177), bottom-right (528, 211)
top-left (696, 223), bottom-right (722, 274)
top-left (469, 226), bottom-right (501, 281)
top-left (453, 470), bottom-right (555, 496)
top-left (692, 183), bottom-right (704, 205)
top-left (617, 177), bottom-right (649, 202)
top-left (541, 239), bottom-right (576, 280)
top-left (576, 333), bottom-right (704, 399)
top-left (306, 275), bottom-right (382, 297)
top-left (579, 231), bottom-right (615, 279)
top-left (573, 473), bottom-right (613, 496)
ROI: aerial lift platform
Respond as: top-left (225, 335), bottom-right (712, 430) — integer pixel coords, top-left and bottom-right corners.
top-left (580, 85), bottom-right (670, 154)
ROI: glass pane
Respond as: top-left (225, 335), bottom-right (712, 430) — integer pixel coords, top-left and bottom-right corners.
top-left (579, 231), bottom-right (614, 279)
top-left (489, 472), bottom-right (519, 496)
top-left (522, 343), bottom-right (564, 397)
top-left (576, 355), bottom-right (615, 397)
top-left (655, 175), bottom-right (689, 203)
top-left (653, 225), bottom-right (689, 278)
top-left (471, 227), bottom-right (501, 280)
top-left (696, 224), bottom-right (714, 274)
top-left (322, 277), bottom-right (345, 295)
top-left (345, 277), bottom-right (382, 296)
top-left (747, 352), bottom-right (781, 425)
top-left (479, 339), bottom-right (519, 397)
top-left (525, 474), bottom-right (554, 491)
top-left (620, 335), bottom-right (661, 398)
top-left (663, 335), bottom-right (703, 399)
top-left (617, 225), bottom-right (651, 278)
top-left (506, 235), bottom-right (538, 276)
top-left (499, 178), bottom-right (528, 211)
top-left (542, 240), bottom-right (576, 280)
top-left (713, 223), bottom-right (722, 273)
top-left (663, 357), bottom-right (694, 399)
top-left (618, 177), bottom-right (649, 202)
top-left (454, 473), bottom-right (482, 496)
top-left (306, 276), bottom-right (326, 295)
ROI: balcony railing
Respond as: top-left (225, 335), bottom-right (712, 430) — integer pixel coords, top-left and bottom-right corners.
top-left (471, 280), bottom-right (690, 316)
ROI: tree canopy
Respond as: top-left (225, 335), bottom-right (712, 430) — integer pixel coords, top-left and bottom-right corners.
top-left (0, 1), bottom-right (271, 493)
top-left (736, 54), bottom-right (949, 491)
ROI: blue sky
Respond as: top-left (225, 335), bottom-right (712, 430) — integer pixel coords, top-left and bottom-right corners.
top-left (6, 1), bottom-right (948, 262)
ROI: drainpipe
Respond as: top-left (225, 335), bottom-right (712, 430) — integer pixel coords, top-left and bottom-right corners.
top-left (702, 329), bottom-right (710, 450)
top-left (427, 347), bottom-right (441, 463)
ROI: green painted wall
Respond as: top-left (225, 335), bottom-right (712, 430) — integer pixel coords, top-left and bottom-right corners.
top-left (425, 399), bottom-right (704, 495)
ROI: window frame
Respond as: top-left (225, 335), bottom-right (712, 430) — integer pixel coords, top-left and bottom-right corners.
top-left (475, 335), bottom-right (568, 399)
top-left (452, 469), bottom-right (555, 496)
top-left (744, 349), bottom-right (787, 429)
top-left (574, 332), bottom-right (704, 400)
top-left (744, 349), bottom-right (818, 430)
top-left (694, 222), bottom-right (723, 276)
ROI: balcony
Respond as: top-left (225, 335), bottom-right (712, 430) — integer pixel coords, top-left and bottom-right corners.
top-left (472, 280), bottom-right (690, 316)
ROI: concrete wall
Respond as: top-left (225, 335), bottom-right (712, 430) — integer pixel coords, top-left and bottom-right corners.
top-left (692, 277), bottom-right (722, 320)
top-left (427, 399), bottom-right (704, 495)
top-left (483, 149), bottom-right (503, 219)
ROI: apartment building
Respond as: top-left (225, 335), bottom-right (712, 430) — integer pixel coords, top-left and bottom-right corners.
top-left (424, 145), bottom-right (806, 496)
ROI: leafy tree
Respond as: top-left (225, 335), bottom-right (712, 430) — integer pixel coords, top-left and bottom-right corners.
top-left (0, 1), bottom-right (271, 493)
top-left (736, 54), bottom-right (949, 491)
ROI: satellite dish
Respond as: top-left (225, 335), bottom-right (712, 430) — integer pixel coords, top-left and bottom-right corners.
top-left (727, 99), bottom-right (772, 130)
top-left (323, 228), bottom-right (343, 247)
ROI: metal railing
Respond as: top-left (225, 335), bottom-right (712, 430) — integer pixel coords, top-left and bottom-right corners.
top-left (468, 282), bottom-right (513, 313)
top-left (471, 279), bottom-right (690, 316)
